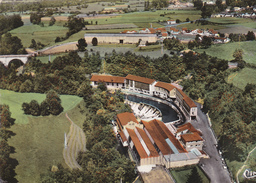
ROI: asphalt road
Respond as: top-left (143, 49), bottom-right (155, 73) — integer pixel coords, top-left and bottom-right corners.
top-left (191, 106), bottom-right (233, 183)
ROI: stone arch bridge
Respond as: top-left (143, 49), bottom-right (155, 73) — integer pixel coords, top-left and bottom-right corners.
top-left (0, 54), bottom-right (33, 67)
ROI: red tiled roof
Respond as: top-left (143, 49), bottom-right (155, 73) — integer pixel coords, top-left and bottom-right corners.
top-left (116, 112), bottom-right (138, 128)
top-left (91, 75), bottom-right (125, 83)
top-left (156, 28), bottom-right (167, 32)
top-left (126, 74), bottom-right (155, 84)
top-left (197, 30), bottom-right (203, 33)
top-left (126, 128), bottom-right (149, 159)
top-left (119, 131), bottom-right (127, 142)
top-left (182, 27), bottom-right (188, 31)
top-left (177, 89), bottom-right (197, 108)
top-left (181, 133), bottom-right (203, 142)
top-left (156, 120), bottom-right (187, 153)
top-left (184, 96), bottom-right (197, 108)
top-left (136, 127), bottom-right (159, 157)
top-left (170, 27), bottom-right (179, 32)
top-left (162, 33), bottom-right (168, 37)
top-left (176, 123), bottom-right (198, 133)
top-left (148, 28), bottom-right (157, 34)
top-left (155, 82), bottom-right (176, 91)
top-left (142, 119), bottom-right (186, 155)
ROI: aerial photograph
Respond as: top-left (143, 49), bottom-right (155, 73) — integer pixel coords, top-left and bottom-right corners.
top-left (0, 0), bottom-right (256, 182)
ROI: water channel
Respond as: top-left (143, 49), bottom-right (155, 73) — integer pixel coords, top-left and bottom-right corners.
top-left (126, 95), bottom-right (179, 123)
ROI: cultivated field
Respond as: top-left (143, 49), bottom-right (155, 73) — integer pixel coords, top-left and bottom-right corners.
top-left (195, 41), bottom-right (256, 64)
top-left (0, 89), bottom-right (83, 124)
top-left (10, 24), bottom-right (68, 48)
top-left (227, 68), bottom-right (256, 90)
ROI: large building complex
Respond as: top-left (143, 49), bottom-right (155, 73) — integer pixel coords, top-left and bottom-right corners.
top-left (114, 112), bottom-right (206, 169)
top-left (90, 74), bottom-right (197, 120)
top-left (84, 33), bottom-right (158, 44)
top-left (91, 74), bottom-right (207, 171)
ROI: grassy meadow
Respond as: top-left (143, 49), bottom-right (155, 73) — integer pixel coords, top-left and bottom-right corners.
top-left (0, 89), bottom-right (83, 124)
top-left (195, 41), bottom-right (256, 64)
top-left (170, 166), bottom-right (210, 183)
top-left (0, 89), bottom-right (83, 182)
top-left (8, 102), bottom-right (86, 183)
top-left (227, 68), bottom-right (256, 90)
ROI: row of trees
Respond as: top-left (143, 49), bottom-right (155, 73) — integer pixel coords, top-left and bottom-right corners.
top-left (0, 105), bottom-right (17, 182)
top-left (0, 51), bottom-right (101, 94)
top-left (22, 90), bottom-right (63, 116)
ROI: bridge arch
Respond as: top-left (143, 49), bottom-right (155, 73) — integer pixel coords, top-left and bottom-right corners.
top-left (8, 59), bottom-right (24, 68)
top-left (0, 55), bottom-right (30, 67)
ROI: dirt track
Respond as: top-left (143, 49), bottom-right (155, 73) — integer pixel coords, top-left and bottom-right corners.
top-left (63, 113), bottom-right (86, 170)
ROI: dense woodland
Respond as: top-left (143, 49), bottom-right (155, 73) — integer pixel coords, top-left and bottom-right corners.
top-left (0, 47), bottom-right (256, 181)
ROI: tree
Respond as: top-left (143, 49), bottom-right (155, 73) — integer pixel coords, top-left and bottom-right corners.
top-left (29, 100), bottom-right (41, 116)
top-left (216, 0), bottom-right (224, 11)
top-left (186, 167), bottom-right (203, 183)
top-left (40, 100), bottom-right (50, 116)
top-left (77, 38), bottom-right (87, 51)
top-left (176, 19), bottom-right (181, 23)
top-left (92, 37), bottom-right (98, 46)
top-left (45, 90), bottom-right (63, 115)
top-left (151, 0), bottom-right (168, 9)
top-left (243, 83), bottom-right (256, 98)
top-left (0, 33), bottom-right (26, 55)
top-left (233, 49), bottom-right (243, 62)
top-left (30, 13), bottom-right (41, 24)
top-left (22, 102), bottom-right (31, 115)
top-left (246, 31), bottom-right (255, 41)
top-left (201, 3), bottom-right (214, 18)
top-left (186, 18), bottom-right (190, 22)
top-left (0, 105), bottom-right (12, 129)
top-left (97, 82), bottom-right (107, 91)
top-left (201, 36), bottom-right (212, 48)
top-left (29, 39), bottom-right (37, 49)
top-left (49, 16), bottom-right (56, 26)
top-left (55, 36), bottom-right (61, 43)
top-left (193, 0), bottom-right (203, 10)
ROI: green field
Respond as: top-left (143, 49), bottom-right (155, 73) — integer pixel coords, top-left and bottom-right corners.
top-left (0, 89), bottom-right (83, 124)
top-left (93, 10), bottom-right (201, 27)
top-left (36, 53), bottom-right (67, 63)
top-left (195, 41), bottom-right (256, 64)
top-left (209, 17), bottom-right (255, 25)
top-left (8, 102), bottom-right (85, 183)
top-left (10, 24), bottom-right (68, 48)
top-left (177, 23), bottom-right (226, 30)
top-left (170, 166), bottom-right (210, 183)
top-left (227, 68), bottom-right (256, 90)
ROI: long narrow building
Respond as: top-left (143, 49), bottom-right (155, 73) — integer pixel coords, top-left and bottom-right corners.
top-left (90, 74), bottom-right (198, 120)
